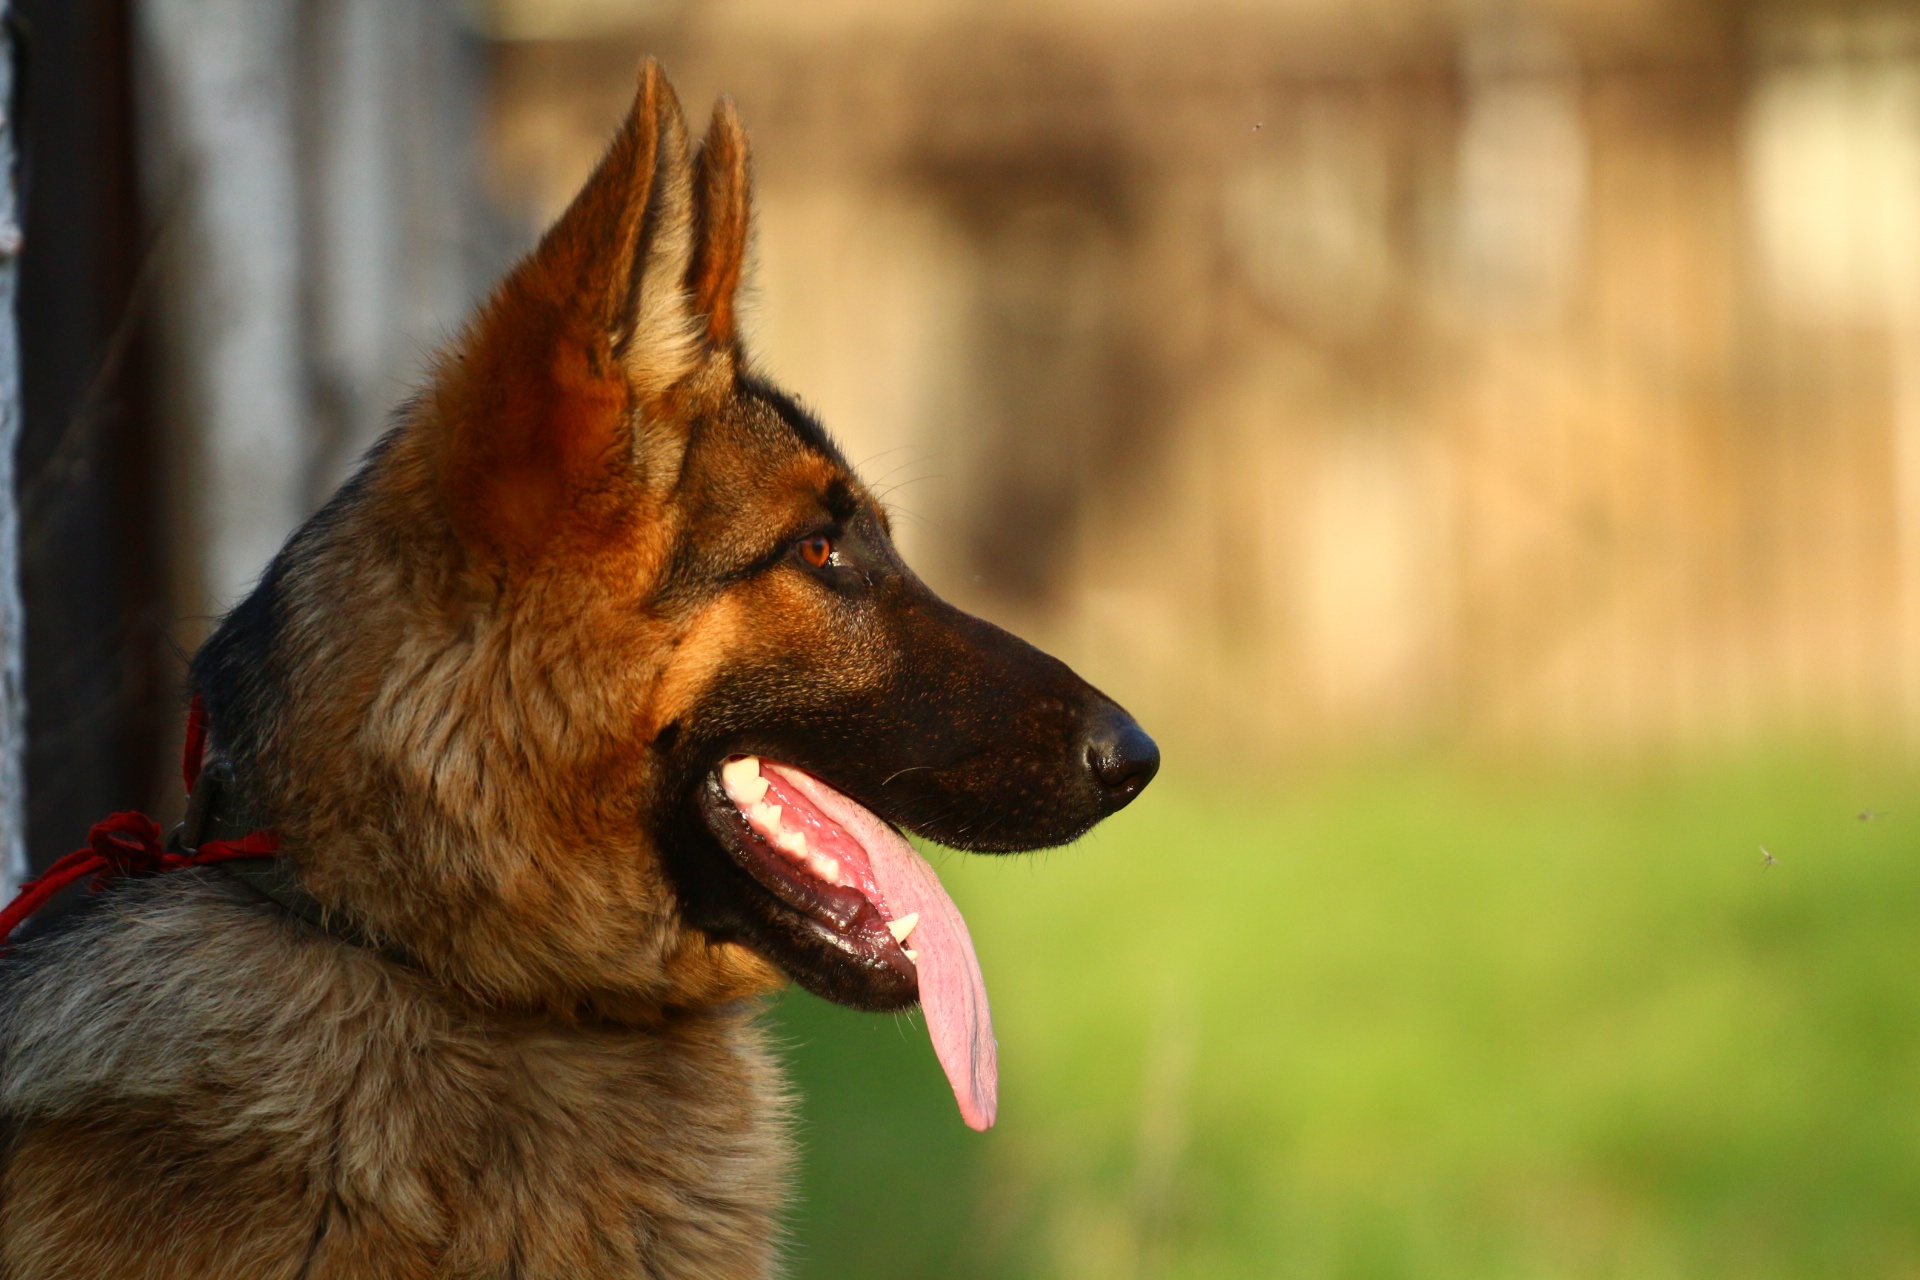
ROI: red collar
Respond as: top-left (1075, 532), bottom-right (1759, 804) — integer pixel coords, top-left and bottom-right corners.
top-left (0, 697), bottom-right (282, 947)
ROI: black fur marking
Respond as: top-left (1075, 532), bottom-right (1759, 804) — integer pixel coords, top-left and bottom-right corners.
top-left (822, 477), bottom-right (860, 524)
top-left (189, 561), bottom-right (286, 779)
top-left (189, 439), bottom-right (388, 793)
top-left (736, 375), bottom-right (843, 465)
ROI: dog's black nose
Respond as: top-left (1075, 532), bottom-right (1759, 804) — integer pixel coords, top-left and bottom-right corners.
top-left (1083, 706), bottom-right (1160, 811)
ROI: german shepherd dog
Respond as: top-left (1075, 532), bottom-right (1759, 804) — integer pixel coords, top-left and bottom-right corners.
top-left (0, 62), bottom-right (1156, 1278)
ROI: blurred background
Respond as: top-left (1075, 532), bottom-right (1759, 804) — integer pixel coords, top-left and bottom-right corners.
top-left (19, 0), bottom-right (1920, 1274)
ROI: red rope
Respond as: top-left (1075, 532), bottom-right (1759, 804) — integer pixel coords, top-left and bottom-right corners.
top-left (0, 816), bottom-right (280, 945)
top-left (0, 702), bottom-right (282, 948)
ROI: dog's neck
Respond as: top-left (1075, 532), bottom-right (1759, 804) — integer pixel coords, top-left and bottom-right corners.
top-left (173, 758), bottom-right (384, 953)
top-left (176, 753), bottom-right (783, 1021)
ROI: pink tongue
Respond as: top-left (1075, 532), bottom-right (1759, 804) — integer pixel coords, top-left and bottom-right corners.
top-left (766, 765), bottom-right (998, 1130)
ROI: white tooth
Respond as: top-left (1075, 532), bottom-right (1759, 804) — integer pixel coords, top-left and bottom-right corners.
top-left (902, 949), bottom-right (919, 964)
top-left (721, 756), bottom-right (762, 796)
top-left (809, 854), bottom-right (842, 885)
top-left (779, 830), bottom-right (808, 857)
top-left (886, 913), bottom-right (919, 943)
top-left (750, 802), bottom-right (782, 830)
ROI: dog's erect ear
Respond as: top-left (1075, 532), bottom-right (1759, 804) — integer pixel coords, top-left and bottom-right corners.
top-left (688, 99), bottom-right (751, 351)
top-left (433, 60), bottom-right (702, 559)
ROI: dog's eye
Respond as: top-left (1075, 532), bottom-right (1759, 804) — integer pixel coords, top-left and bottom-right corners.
top-left (799, 534), bottom-right (834, 569)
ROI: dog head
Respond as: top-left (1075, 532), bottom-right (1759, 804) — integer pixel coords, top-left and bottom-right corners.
top-left (191, 64), bottom-right (1155, 1116)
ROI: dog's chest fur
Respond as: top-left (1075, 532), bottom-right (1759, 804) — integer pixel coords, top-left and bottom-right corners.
top-left (0, 874), bottom-right (790, 1280)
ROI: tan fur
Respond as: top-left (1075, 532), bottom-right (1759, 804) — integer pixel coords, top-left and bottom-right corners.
top-left (0, 62), bottom-right (824, 1278)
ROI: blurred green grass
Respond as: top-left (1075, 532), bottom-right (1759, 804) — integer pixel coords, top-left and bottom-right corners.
top-left (770, 752), bottom-right (1920, 1279)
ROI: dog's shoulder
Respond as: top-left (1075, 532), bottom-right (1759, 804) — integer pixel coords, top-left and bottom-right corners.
top-left (0, 870), bottom-right (387, 1123)
top-left (0, 870), bottom-right (792, 1277)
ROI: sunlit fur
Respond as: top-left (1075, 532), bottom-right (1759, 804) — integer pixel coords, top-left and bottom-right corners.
top-left (0, 63), bottom-right (803, 1278)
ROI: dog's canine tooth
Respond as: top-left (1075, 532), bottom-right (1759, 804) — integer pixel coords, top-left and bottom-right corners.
top-left (886, 913), bottom-right (919, 943)
top-left (722, 757), bottom-right (769, 805)
top-left (902, 949), bottom-right (920, 964)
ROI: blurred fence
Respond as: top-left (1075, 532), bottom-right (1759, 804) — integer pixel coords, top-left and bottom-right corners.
top-left (478, 1), bottom-right (1920, 758)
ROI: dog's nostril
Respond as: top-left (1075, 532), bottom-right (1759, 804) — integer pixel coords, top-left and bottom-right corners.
top-left (1083, 709), bottom-right (1160, 808)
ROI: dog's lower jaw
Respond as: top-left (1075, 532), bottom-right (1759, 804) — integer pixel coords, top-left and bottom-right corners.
top-left (0, 874), bottom-right (793, 1280)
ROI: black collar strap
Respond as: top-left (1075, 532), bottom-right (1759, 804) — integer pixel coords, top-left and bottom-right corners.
top-left (170, 759), bottom-right (387, 954)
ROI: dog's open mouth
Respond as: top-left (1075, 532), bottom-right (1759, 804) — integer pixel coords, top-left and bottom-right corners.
top-left (699, 756), bottom-right (997, 1130)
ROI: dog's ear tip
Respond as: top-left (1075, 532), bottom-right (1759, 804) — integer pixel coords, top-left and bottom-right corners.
top-left (626, 58), bottom-right (691, 151)
top-left (633, 56), bottom-right (666, 103)
top-left (720, 100), bottom-right (751, 153)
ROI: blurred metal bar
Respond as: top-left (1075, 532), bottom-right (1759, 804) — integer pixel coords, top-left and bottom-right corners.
top-left (137, 0), bottom-right (308, 619)
top-left (137, 0), bottom-right (492, 624)
top-left (299, 0), bottom-right (501, 499)
top-left (0, 4), bottom-right (26, 895)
